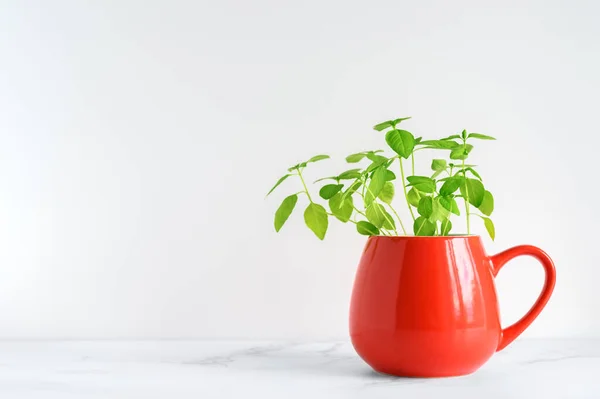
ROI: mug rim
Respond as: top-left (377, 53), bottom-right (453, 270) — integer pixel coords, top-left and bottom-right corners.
top-left (371, 234), bottom-right (481, 239)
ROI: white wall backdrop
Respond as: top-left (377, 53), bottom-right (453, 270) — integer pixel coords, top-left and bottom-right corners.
top-left (0, 0), bottom-right (598, 339)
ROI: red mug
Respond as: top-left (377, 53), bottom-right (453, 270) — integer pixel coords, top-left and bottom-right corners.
top-left (349, 235), bottom-right (556, 377)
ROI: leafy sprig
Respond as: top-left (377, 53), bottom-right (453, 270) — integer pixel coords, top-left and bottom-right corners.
top-left (267, 118), bottom-right (496, 240)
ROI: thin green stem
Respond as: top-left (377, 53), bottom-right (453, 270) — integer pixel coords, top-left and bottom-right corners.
top-left (411, 153), bottom-right (415, 175)
top-left (297, 169), bottom-right (313, 203)
top-left (462, 153), bottom-right (471, 234)
top-left (360, 176), bottom-right (367, 208)
top-left (415, 219), bottom-right (424, 235)
top-left (385, 203), bottom-right (407, 235)
top-left (399, 158), bottom-right (416, 222)
top-left (377, 206), bottom-right (398, 236)
top-left (353, 206), bottom-right (368, 218)
top-left (363, 184), bottom-right (405, 236)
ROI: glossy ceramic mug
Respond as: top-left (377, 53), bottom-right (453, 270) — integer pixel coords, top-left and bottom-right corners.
top-left (349, 235), bottom-right (556, 377)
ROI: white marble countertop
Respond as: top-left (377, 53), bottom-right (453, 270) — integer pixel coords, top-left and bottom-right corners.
top-left (0, 339), bottom-right (598, 398)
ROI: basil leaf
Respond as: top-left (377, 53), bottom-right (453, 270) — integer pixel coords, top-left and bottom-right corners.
top-left (468, 133), bottom-right (496, 140)
top-left (267, 174), bottom-right (291, 196)
top-left (357, 221), bottom-right (380, 236)
top-left (414, 216), bottom-right (436, 236)
top-left (406, 176), bottom-right (435, 193)
top-left (329, 193), bottom-right (354, 223)
top-left (319, 184), bottom-right (344, 200)
top-left (431, 159), bottom-right (447, 171)
top-left (417, 196), bottom-right (433, 218)
top-left (478, 190), bottom-right (494, 216)
top-left (274, 194), bottom-right (298, 232)
top-left (378, 182), bottom-right (395, 204)
top-left (385, 129), bottom-right (415, 159)
top-left (439, 176), bottom-right (464, 196)
top-left (460, 178), bottom-right (485, 207)
top-left (304, 203), bottom-right (328, 240)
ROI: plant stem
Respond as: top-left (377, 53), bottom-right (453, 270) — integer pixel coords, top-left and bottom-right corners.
top-left (399, 158), bottom-right (416, 222)
top-left (462, 157), bottom-right (471, 234)
top-left (415, 219), bottom-right (424, 235)
top-left (297, 169), bottom-right (313, 203)
top-left (353, 206), bottom-right (368, 218)
top-left (327, 212), bottom-right (359, 226)
top-left (411, 153), bottom-right (415, 175)
top-left (386, 203), bottom-right (407, 235)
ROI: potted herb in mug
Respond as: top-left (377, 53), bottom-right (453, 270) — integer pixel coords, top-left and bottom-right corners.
top-left (266, 117), bottom-right (556, 377)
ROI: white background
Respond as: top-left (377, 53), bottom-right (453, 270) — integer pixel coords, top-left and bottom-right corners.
top-left (0, 0), bottom-right (597, 339)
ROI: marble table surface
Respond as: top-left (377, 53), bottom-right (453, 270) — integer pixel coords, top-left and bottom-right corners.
top-left (0, 339), bottom-right (598, 398)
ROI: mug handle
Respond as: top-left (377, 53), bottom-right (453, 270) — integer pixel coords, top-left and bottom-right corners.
top-left (490, 245), bottom-right (557, 351)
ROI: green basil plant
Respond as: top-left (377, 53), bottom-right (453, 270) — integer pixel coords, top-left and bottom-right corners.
top-left (267, 117), bottom-right (496, 240)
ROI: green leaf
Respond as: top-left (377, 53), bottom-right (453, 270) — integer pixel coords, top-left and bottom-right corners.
top-left (366, 157), bottom-right (388, 172)
top-left (478, 190), bottom-right (494, 216)
top-left (357, 221), bottom-right (380, 236)
top-left (439, 196), bottom-right (460, 215)
top-left (385, 129), bottom-right (415, 159)
top-left (267, 174), bottom-right (291, 196)
top-left (274, 194), bottom-right (298, 232)
top-left (440, 218), bottom-right (452, 236)
top-left (449, 144), bottom-right (473, 160)
top-left (431, 159), bottom-right (447, 171)
top-left (384, 170), bottom-right (396, 181)
top-left (337, 169), bottom-right (362, 180)
top-left (288, 162), bottom-right (307, 172)
top-left (419, 140), bottom-right (459, 149)
top-left (468, 133), bottom-right (496, 140)
top-left (442, 134), bottom-right (461, 140)
top-left (414, 216), bottom-right (436, 236)
top-left (366, 152), bottom-right (387, 163)
top-left (482, 217), bottom-right (495, 240)
top-left (407, 188), bottom-right (421, 207)
top-left (449, 163), bottom-right (477, 169)
top-left (378, 182), bottom-right (395, 204)
top-left (373, 121), bottom-right (394, 131)
top-left (417, 196), bottom-right (433, 218)
top-left (439, 176), bottom-right (464, 196)
top-left (460, 178), bottom-right (485, 207)
top-left (431, 197), bottom-right (450, 222)
top-left (346, 153), bottom-right (366, 163)
top-left (373, 117), bottom-right (411, 131)
top-left (382, 212), bottom-right (395, 230)
top-left (314, 176), bottom-right (338, 183)
top-left (307, 154), bottom-right (330, 163)
top-left (461, 129), bottom-right (467, 140)
top-left (392, 116), bottom-right (412, 125)
top-left (365, 166), bottom-right (386, 205)
top-left (464, 167), bottom-right (482, 180)
top-left (304, 203), bottom-right (328, 240)
top-left (415, 137), bottom-right (422, 145)
top-left (319, 184), bottom-right (344, 200)
top-left (366, 203), bottom-right (394, 230)
top-left (329, 193), bottom-right (354, 223)
top-left (406, 176), bottom-right (435, 193)
top-left (341, 179), bottom-right (362, 201)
